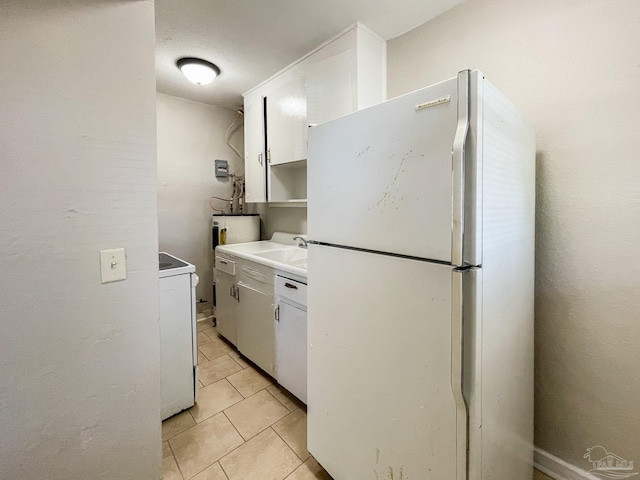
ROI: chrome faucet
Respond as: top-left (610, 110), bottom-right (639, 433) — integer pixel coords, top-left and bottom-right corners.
top-left (293, 236), bottom-right (308, 248)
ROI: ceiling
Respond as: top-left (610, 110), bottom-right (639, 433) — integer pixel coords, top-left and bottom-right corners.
top-left (155, 0), bottom-right (466, 111)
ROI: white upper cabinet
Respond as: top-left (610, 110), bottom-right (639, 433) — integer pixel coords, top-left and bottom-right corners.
top-left (243, 92), bottom-right (266, 203)
top-left (243, 23), bottom-right (386, 204)
top-left (306, 50), bottom-right (354, 126)
top-left (267, 75), bottom-right (308, 166)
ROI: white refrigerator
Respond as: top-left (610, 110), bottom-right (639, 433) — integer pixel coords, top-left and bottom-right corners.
top-left (307, 70), bottom-right (535, 480)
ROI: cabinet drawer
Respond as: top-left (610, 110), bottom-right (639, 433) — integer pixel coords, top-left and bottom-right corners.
top-left (275, 275), bottom-right (307, 307)
top-left (216, 255), bottom-right (236, 276)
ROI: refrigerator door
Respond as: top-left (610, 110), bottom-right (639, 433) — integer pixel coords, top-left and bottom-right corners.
top-left (307, 244), bottom-right (458, 479)
top-left (308, 75), bottom-right (463, 263)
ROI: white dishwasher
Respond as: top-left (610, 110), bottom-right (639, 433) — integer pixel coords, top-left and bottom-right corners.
top-left (275, 274), bottom-right (308, 404)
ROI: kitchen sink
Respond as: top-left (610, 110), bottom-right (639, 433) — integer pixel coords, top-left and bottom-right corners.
top-left (215, 233), bottom-right (309, 275)
top-left (253, 247), bottom-right (308, 265)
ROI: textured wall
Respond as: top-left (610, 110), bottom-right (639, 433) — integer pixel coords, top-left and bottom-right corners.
top-left (0, 1), bottom-right (161, 478)
top-left (257, 205), bottom-right (307, 240)
top-left (156, 93), bottom-right (245, 307)
top-left (387, 0), bottom-right (640, 471)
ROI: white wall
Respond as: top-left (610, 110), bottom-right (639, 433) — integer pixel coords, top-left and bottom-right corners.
top-left (0, 1), bottom-right (161, 478)
top-left (156, 93), bottom-right (245, 307)
top-left (387, 0), bottom-right (640, 472)
top-left (257, 205), bottom-right (307, 239)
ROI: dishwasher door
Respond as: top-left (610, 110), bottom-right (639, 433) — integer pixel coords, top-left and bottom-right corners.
top-left (237, 281), bottom-right (276, 377)
top-left (275, 275), bottom-right (307, 403)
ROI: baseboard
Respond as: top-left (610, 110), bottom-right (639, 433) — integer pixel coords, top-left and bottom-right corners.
top-left (534, 447), bottom-right (600, 480)
top-left (196, 315), bottom-right (214, 329)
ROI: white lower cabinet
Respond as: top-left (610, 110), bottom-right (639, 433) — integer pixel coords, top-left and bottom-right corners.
top-left (236, 264), bottom-right (276, 377)
top-left (275, 299), bottom-right (307, 403)
top-left (215, 269), bottom-right (238, 345)
top-left (275, 275), bottom-right (308, 404)
top-left (216, 254), bottom-right (308, 402)
top-left (215, 254), bottom-right (240, 346)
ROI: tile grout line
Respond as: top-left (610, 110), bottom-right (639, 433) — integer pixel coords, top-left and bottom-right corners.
top-left (267, 425), bottom-right (304, 479)
top-left (199, 344), bottom-right (233, 363)
top-left (228, 350), bottom-right (251, 369)
top-left (187, 408), bottom-right (197, 425)
top-left (218, 461), bottom-right (231, 480)
top-left (167, 439), bottom-right (186, 480)
top-left (222, 389), bottom-right (288, 443)
top-left (218, 410), bottom-right (250, 462)
top-left (168, 334), bottom-right (302, 479)
top-left (163, 411), bottom-right (197, 443)
top-left (266, 385), bottom-right (295, 412)
top-left (263, 386), bottom-right (285, 406)
top-left (191, 379), bottom-right (245, 425)
top-left (227, 353), bottom-right (243, 369)
top-left (199, 335), bottom-right (236, 359)
top-left (187, 461), bottom-right (225, 480)
top-left (201, 327), bottom-right (222, 342)
top-left (197, 346), bottom-right (209, 362)
top-left (270, 413), bottom-right (308, 464)
top-left (225, 376), bottom-right (248, 400)
top-left (175, 412), bottom-right (240, 479)
top-left (198, 353), bottom-right (244, 387)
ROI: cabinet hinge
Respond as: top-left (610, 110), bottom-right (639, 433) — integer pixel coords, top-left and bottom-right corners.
top-left (267, 148), bottom-right (271, 163)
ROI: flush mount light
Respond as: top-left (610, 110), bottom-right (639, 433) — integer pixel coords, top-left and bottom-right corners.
top-left (176, 58), bottom-right (220, 86)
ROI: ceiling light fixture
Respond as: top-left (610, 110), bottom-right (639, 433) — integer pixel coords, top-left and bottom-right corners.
top-left (176, 58), bottom-right (220, 86)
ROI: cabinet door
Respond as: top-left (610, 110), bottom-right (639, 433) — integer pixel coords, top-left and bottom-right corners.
top-left (215, 270), bottom-right (238, 345)
top-left (266, 75), bottom-right (307, 166)
top-left (306, 50), bottom-right (354, 125)
top-left (275, 300), bottom-right (307, 403)
top-left (237, 282), bottom-right (275, 376)
top-left (244, 93), bottom-right (266, 203)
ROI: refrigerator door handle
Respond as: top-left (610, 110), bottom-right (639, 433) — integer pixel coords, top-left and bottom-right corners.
top-left (452, 69), bottom-right (470, 268)
top-left (451, 269), bottom-right (468, 480)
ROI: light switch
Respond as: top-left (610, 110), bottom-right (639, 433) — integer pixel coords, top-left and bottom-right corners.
top-left (100, 248), bottom-right (127, 283)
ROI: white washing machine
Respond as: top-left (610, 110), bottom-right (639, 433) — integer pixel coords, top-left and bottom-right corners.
top-left (159, 253), bottom-right (198, 420)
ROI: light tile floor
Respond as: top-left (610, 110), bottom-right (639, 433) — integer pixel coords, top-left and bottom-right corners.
top-left (162, 323), bottom-right (332, 480)
top-left (163, 321), bottom-right (553, 480)
top-left (534, 470), bottom-right (554, 480)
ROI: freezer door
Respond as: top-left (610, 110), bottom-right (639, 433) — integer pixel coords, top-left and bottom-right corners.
top-left (308, 76), bottom-right (462, 263)
top-left (307, 244), bottom-right (459, 479)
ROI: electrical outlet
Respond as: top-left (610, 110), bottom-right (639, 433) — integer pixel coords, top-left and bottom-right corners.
top-left (100, 248), bottom-right (127, 283)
